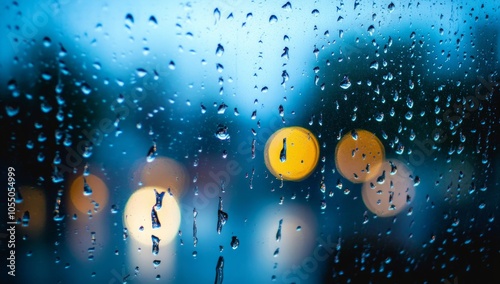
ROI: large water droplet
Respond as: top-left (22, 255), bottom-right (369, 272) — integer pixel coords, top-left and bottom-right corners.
top-left (340, 76), bottom-right (351, 89)
top-left (215, 125), bottom-right (230, 141)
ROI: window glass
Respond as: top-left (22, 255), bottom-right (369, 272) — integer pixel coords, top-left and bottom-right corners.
top-left (1, 1), bottom-right (499, 283)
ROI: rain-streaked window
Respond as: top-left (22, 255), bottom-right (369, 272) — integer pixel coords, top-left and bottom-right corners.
top-left (1, 1), bottom-right (499, 283)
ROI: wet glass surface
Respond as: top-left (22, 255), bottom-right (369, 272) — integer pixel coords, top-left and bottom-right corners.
top-left (1, 1), bottom-right (499, 283)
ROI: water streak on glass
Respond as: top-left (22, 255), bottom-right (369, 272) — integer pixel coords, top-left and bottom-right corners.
top-left (214, 256), bottom-right (224, 284)
top-left (193, 208), bottom-right (198, 247)
top-left (217, 197), bottom-right (228, 234)
top-left (151, 206), bottom-right (161, 229)
top-left (279, 138), bottom-right (287, 163)
top-left (154, 188), bottom-right (165, 210)
top-left (152, 235), bottom-right (160, 255)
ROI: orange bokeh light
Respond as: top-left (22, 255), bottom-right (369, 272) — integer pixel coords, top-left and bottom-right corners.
top-left (15, 186), bottom-right (47, 238)
top-left (69, 174), bottom-right (109, 215)
top-left (361, 159), bottom-right (415, 217)
top-left (335, 129), bottom-right (385, 183)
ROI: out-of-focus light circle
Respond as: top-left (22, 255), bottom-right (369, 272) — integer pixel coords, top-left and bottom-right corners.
top-left (130, 157), bottom-right (189, 198)
top-left (256, 204), bottom-right (318, 267)
top-left (15, 186), bottom-right (46, 237)
top-left (69, 174), bottom-right (109, 215)
top-left (264, 127), bottom-right (320, 181)
top-left (362, 160), bottom-right (415, 217)
top-left (335, 129), bottom-right (385, 183)
top-left (123, 186), bottom-right (181, 246)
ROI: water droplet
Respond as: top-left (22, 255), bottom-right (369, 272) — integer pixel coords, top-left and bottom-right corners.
top-left (42, 36), bottom-right (52, 47)
top-left (83, 177), bottom-right (93, 196)
top-left (81, 83), bottom-right (92, 95)
top-left (5, 105), bottom-right (19, 117)
top-left (388, 2), bottom-right (395, 12)
top-left (168, 61), bottom-right (176, 70)
top-left (213, 8), bottom-right (221, 24)
top-left (152, 235), bottom-right (160, 255)
top-left (282, 2), bottom-right (292, 11)
top-left (377, 170), bottom-right (386, 184)
top-left (22, 211), bottom-right (30, 227)
top-left (215, 125), bottom-right (230, 141)
top-left (278, 105), bottom-right (284, 117)
top-left (214, 256), bottom-right (224, 284)
top-left (151, 206), bottom-right (161, 229)
top-left (273, 248), bottom-right (280, 257)
top-left (340, 76), bottom-right (351, 89)
top-left (251, 110), bottom-right (257, 120)
top-left (125, 13), bottom-right (134, 29)
top-left (217, 103), bottom-right (228, 114)
top-left (351, 129), bottom-right (358, 140)
top-left (148, 15), bottom-right (158, 27)
top-left (276, 219), bottom-right (283, 242)
top-left (147, 143), bottom-right (157, 162)
top-left (154, 188), bottom-right (165, 210)
top-left (41, 72), bottom-right (52, 81)
top-left (279, 138), bottom-right (287, 162)
top-left (230, 236), bottom-right (239, 249)
top-left (217, 197), bottom-right (228, 234)
top-left (216, 44), bottom-right (224, 56)
top-left (367, 25), bottom-right (375, 36)
top-left (136, 68), bottom-right (147, 77)
top-left (281, 47), bottom-right (289, 60)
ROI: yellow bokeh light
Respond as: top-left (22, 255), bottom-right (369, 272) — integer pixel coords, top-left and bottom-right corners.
top-left (335, 129), bottom-right (385, 183)
top-left (15, 186), bottom-right (46, 238)
top-left (123, 186), bottom-right (181, 246)
top-left (130, 157), bottom-right (189, 198)
top-left (69, 174), bottom-right (109, 215)
top-left (361, 159), bottom-right (415, 217)
top-left (264, 127), bottom-right (320, 181)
